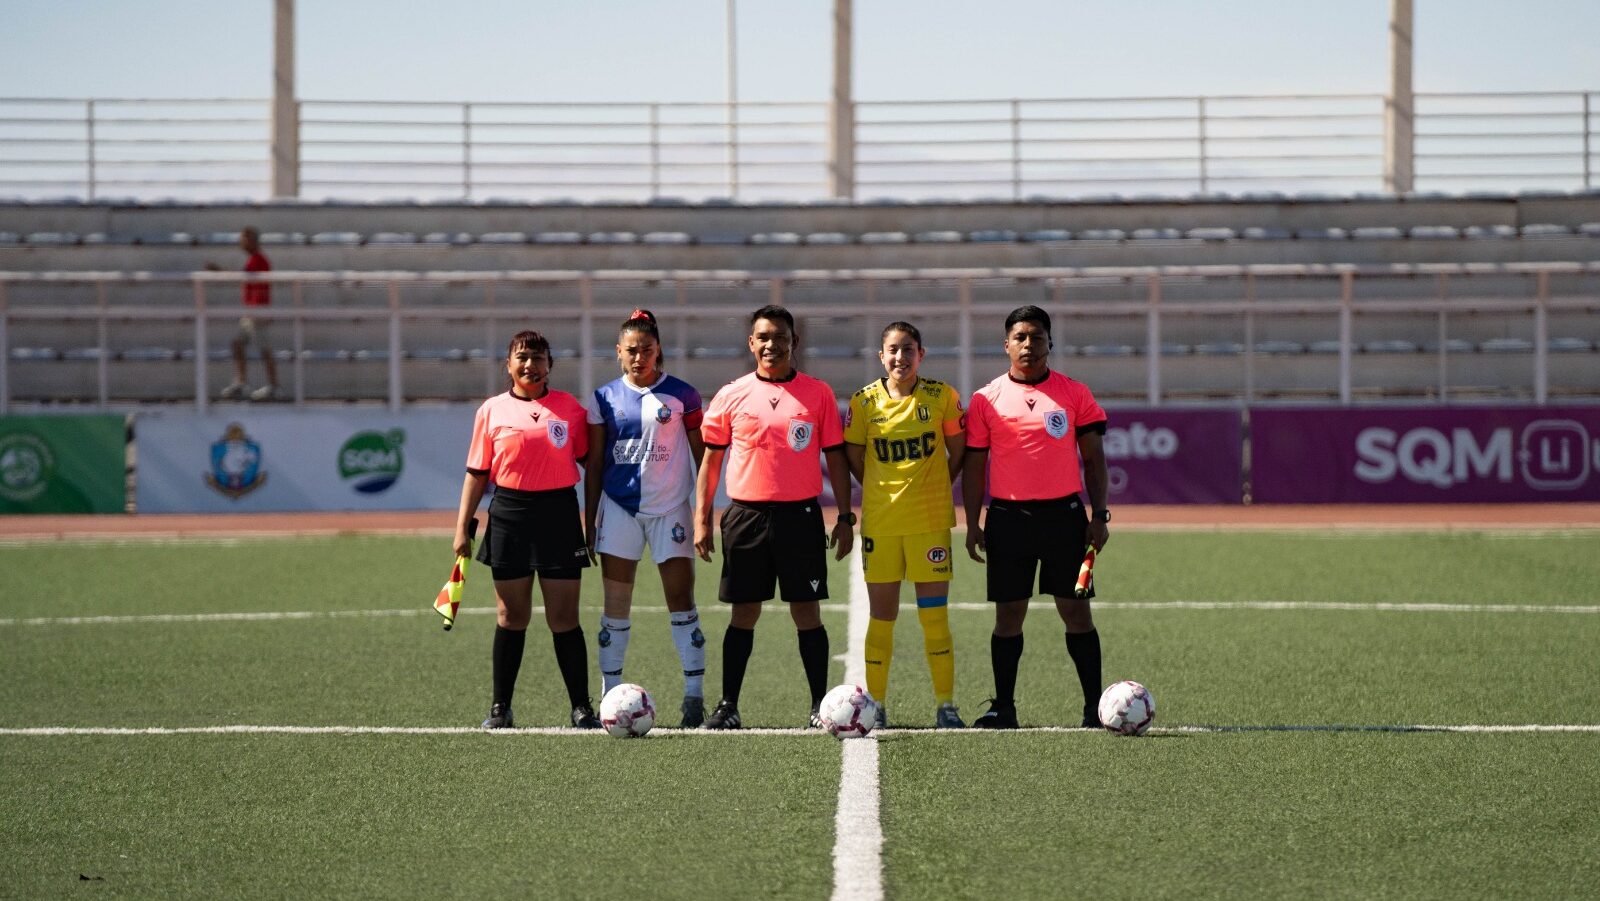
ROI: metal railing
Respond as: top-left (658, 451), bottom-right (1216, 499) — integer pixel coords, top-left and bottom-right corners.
top-left (2, 263), bottom-right (1596, 413)
top-left (2, 92), bottom-right (1594, 201)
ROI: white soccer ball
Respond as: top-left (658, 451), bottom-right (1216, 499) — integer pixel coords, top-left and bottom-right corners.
top-left (818, 683), bottom-right (877, 740)
top-left (599, 683), bottom-right (656, 738)
top-left (1097, 680), bottom-right (1156, 736)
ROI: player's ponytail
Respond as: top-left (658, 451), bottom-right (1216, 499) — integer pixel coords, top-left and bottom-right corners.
top-left (619, 308), bottom-right (665, 373)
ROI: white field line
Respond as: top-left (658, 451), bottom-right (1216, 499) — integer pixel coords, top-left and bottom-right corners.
top-left (831, 548), bottom-right (884, 901)
top-left (7, 599), bottom-right (1597, 628)
top-left (3, 723), bottom-right (1597, 738)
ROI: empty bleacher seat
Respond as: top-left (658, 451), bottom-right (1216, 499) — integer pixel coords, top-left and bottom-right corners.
top-left (1421, 338), bottom-right (1477, 354)
top-left (695, 233), bottom-right (747, 246)
top-left (860, 232), bottom-right (909, 244)
top-left (25, 232), bottom-right (80, 245)
top-left (1077, 229), bottom-right (1125, 241)
top-left (1253, 340), bottom-right (1306, 354)
top-left (310, 232), bottom-right (363, 245)
top-left (1241, 227), bottom-right (1292, 240)
top-left (1130, 228), bottom-right (1183, 240)
top-left (643, 231), bottom-right (691, 245)
top-left (587, 232), bottom-right (637, 244)
top-left (1294, 227), bottom-right (1347, 240)
top-left (750, 232), bottom-right (801, 245)
top-left (1159, 342), bottom-right (1193, 356)
top-left (367, 233), bottom-right (418, 244)
top-left (1363, 339), bottom-right (1420, 354)
top-left (1080, 344), bottom-right (1135, 357)
top-left (1194, 341), bottom-right (1245, 355)
top-left (121, 347), bottom-right (178, 362)
top-left (1520, 224), bottom-right (1572, 237)
top-left (1022, 229), bottom-right (1071, 242)
top-left (914, 231), bottom-right (964, 243)
top-left (1480, 338), bottom-right (1534, 353)
top-left (479, 232), bottom-right (530, 244)
top-left (1578, 222), bottom-right (1600, 237)
top-left (421, 232), bottom-right (474, 245)
top-left (1308, 340), bottom-right (1346, 354)
top-left (1186, 227), bottom-right (1236, 241)
top-left (1549, 337), bottom-right (1593, 352)
top-left (1407, 226), bottom-right (1460, 239)
top-left (804, 233), bottom-right (851, 245)
top-left (1351, 226), bottom-right (1404, 240)
top-left (260, 232), bottom-right (307, 245)
top-left (968, 229), bottom-right (1018, 243)
top-left (533, 232), bottom-right (582, 244)
top-left (1464, 225), bottom-right (1517, 239)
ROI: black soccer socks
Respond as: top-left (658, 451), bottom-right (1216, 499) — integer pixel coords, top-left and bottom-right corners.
top-left (721, 626), bottom-right (756, 705)
top-left (492, 625), bottom-right (527, 707)
top-left (796, 625), bottom-right (830, 705)
top-left (991, 632), bottom-right (1024, 706)
top-left (550, 625), bottom-right (590, 709)
top-left (1065, 629), bottom-right (1103, 711)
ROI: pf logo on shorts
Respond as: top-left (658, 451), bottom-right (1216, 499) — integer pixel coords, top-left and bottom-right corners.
top-left (1044, 410), bottom-right (1068, 440)
top-left (788, 419), bottom-right (813, 452)
top-left (926, 546), bottom-right (948, 563)
top-left (547, 419), bottom-right (569, 449)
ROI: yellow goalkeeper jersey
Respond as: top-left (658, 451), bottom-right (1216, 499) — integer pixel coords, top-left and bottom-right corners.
top-left (843, 377), bottom-right (964, 537)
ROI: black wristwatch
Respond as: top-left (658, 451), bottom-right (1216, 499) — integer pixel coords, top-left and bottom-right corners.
top-left (838, 512), bottom-right (857, 526)
top-left (1092, 508), bottom-right (1111, 523)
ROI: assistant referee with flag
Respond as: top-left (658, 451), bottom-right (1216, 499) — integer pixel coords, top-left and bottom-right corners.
top-left (962, 305), bottom-right (1111, 729)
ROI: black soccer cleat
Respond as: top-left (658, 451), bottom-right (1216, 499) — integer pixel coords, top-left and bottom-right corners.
top-left (481, 701), bottom-right (514, 730)
top-left (571, 701), bottom-right (602, 730)
top-left (1081, 703), bottom-right (1101, 730)
top-left (970, 699), bottom-right (1019, 730)
top-left (808, 702), bottom-right (824, 729)
top-left (703, 698), bottom-right (742, 730)
top-left (680, 696), bottom-right (706, 729)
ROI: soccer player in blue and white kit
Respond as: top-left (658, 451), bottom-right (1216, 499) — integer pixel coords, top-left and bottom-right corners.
top-left (584, 309), bottom-right (710, 727)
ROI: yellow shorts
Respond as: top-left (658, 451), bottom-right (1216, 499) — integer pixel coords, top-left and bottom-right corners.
top-left (862, 529), bottom-right (954, 584)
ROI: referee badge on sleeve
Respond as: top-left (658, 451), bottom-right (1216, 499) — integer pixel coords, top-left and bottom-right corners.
top-left (548, 419), bottom-right (569, 448)
top-left (1044, 410), bottom-right (1069, 439)
top-left (788, 419), bottom-right (814, 452)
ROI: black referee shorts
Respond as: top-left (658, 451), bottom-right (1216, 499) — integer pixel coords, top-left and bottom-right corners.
top-left (476, 485), bottom-right (590, 581)
top-left (982, 495), bottom-right (1093, 603)
top-left (719, 499), bottom-right (829, 604)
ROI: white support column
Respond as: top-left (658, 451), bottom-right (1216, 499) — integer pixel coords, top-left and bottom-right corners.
top-left (956, 278), bottom-right (972, 399)
top-left (1383, 0), bottom-right (1415, 193)
top-left (193, 279), bottom-right (209, 414)
top-left (291, 281), bottom-right (306, 406)
top-left (1534, 271), bottom-right (1549, 405)
top-left (1338, 272), bottom-right (1354, 404)
top-left (579, 277), bottom-right (595, 403)
top-left (95, 282), bottom-right (109, 408)
top-left (271, 0), bottom-right (299, 198)
top-left (1242, 273), bottom-right (1256, 403)
top-left (1145, 275), bottom-right (1162, 406)
top-left (0, 282), bottom-right (10, 414)
top-left (387, 281), bottom-right (403, 412)
top-left (725, 0), bottom-right (740, 198)
top-left (828, 0), bottom-right (855, 200)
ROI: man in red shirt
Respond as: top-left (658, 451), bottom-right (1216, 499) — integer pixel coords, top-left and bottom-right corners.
top-left (693, 304), bottom-right (855, 729)
top-left (963, 305), bottom-right (1111, 729)
top-left (215, 227), bottom-right (280, 401)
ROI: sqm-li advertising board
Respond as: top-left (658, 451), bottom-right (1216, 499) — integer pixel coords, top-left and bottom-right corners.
top-left (0, 414), bottom-right (126, 514)
top-left (136, 409), bottom-right (482, 513)
top-left (1250, 406), bottom-right (1600, 503)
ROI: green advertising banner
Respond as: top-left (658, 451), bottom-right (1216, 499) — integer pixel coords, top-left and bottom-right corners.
top-left (0, 415), bottom-right (126, 514)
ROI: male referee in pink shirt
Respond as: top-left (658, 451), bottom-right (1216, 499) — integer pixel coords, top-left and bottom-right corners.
top-left (693, 304), bottom-right (856, 729)
top-left (962, 305), bottom-right (1111, 729)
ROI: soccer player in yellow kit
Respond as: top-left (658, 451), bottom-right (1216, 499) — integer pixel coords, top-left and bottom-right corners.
top-left (844, 322), bottom-right (967, 729)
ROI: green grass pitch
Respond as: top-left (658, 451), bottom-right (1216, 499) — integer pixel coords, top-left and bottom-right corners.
top-left (2, 530), bottom-right (1598, 899)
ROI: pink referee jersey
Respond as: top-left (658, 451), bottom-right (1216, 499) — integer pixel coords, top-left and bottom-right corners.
top-left (466, 390), bottom-right (590, 492)
top-left (700, 370), bottom-right (844, 502)
top-left (965, 370), bottom-right (1107, 501)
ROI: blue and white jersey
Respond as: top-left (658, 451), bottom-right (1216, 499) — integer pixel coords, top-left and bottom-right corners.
top-left (588, 374), bottom-right (704, 515)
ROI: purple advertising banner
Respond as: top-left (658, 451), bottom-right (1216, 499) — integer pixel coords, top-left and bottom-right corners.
top-left (1102, 408), bottom-right (1243, 504)
top-left (1251, 406), bottom-right (1600, 503)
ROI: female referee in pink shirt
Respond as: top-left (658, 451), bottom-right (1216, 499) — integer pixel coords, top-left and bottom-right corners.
top-left (454, 330), bottom-right (600, 730)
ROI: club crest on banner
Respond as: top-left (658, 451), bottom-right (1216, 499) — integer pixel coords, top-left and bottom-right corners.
top-left (548, 419), bottom-right (569, 449)
top-left (1044, 410), bottom-right (1069, 439)
top-left (205, 422), bottom-right (267, 498)
top-left (788, 419), bottom-right (813, 452)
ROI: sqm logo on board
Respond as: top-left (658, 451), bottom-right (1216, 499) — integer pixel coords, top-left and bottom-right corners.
top-left (339, 429), bottom-right (405, 494)
top-left (1354, 420), bottom-right (1596, 492)
top-left (205, 423), bottom-right (266, 499)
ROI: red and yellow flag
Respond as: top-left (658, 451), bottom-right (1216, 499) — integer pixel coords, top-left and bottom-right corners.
top-left (434, 518), bottom-right (478, 631)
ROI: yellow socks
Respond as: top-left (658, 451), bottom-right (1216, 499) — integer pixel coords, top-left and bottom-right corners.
top-left (864, 616), bottom-right (895, 704)
top-left (916, 596), bottom-right (955, 704)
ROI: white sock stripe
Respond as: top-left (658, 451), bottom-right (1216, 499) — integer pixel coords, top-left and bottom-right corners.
top-left (830, 547), bottom-right (885, 901)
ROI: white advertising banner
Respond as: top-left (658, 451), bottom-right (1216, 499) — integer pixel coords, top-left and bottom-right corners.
top-left (136, 408), bottom-right (482, 513)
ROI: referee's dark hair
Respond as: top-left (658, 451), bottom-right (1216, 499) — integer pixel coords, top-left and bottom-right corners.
top-left (750, 304), bottom-right (796, 335)
top-left (507, 329), bottom-right (551, 360)
top-left (1004, 305), bottom-right (1052, 338)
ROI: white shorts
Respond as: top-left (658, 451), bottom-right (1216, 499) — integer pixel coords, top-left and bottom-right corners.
top-left (235, 316), bottom-right (273, 347)
top-left (596, 493), bottom-right (694, 563)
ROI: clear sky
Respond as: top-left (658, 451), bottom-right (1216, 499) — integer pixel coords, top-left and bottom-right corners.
top-left (3, 1), bottom-right (1597, 103)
